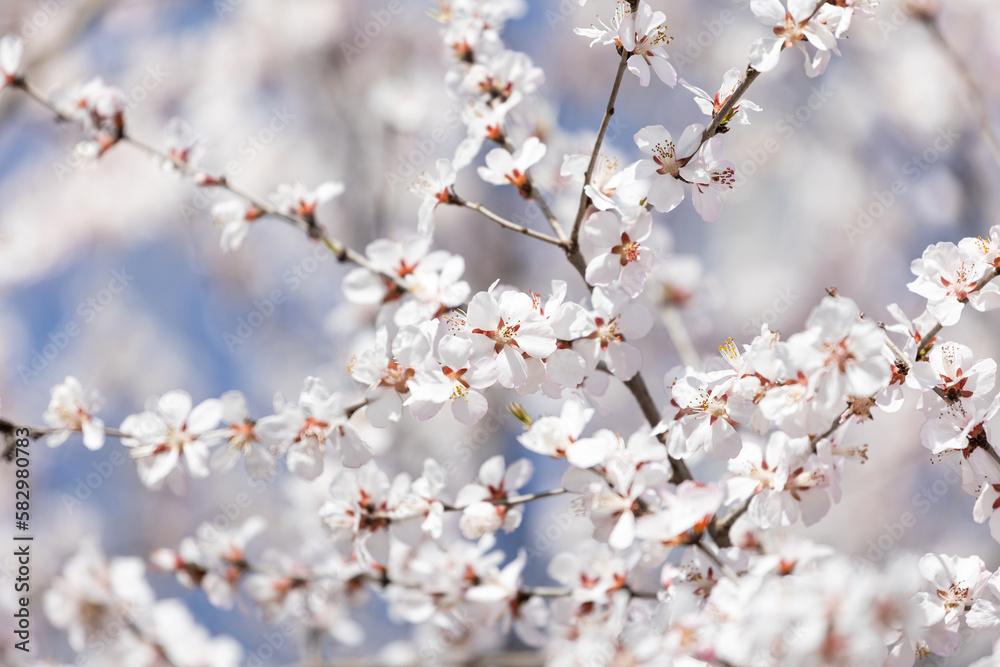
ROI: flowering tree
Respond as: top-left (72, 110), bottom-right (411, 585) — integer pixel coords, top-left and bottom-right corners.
top-left (3, 0), bottom-right (1000, 665)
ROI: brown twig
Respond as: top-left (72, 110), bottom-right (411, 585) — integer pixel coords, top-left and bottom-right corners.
top-left (568, 48), bottom-right (631, 254)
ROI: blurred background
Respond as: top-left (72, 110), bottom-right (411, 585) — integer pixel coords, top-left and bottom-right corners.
top-left (1, 0), bottom-right (999, 663)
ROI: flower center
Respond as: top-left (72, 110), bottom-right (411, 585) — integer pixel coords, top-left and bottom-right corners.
top-left (774, 13), bottom-right (807, 48)
top-left (653, 142), bottom-right (679, 175)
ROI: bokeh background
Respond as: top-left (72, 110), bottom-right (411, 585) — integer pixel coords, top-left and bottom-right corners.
top-left (1, 0), bottom-right (999, 663)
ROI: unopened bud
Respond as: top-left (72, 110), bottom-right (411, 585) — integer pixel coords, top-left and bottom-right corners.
top-left (507, 403), bottom-right (533, 429)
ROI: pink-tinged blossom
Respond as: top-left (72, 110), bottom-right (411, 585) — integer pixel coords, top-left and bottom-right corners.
top-left (973, 481), bottom-right (1000, 545)
top-left (920, 395), bottom-right (1000, 455)
top-left (458, 49), bottom-right (544, 102)
top-left (43, 540), bottom-right (155, 652)
top-left (319, 462), bottom-right (395, 543)
top-left (51, 77), bottom-right (128, 157)
top-left (119, 390), bottom-right (224, 490)
top-left (968, 569), bottom-right (1000, 638)
top-left (394, 458), bottom-right (448, 540)
top-left (575, 1), bottom-right (677, 87)
top-left (405, 334), bottom-right (499, 424)
top-left (727, 433), bottom-right (842, 529)
top-left (908, 241), bottom-right (1000, 327)
top-left (561, 153), bottom-right (648, 216)
top-left (681, 68), bottom-right (761, 127)
top-left (134, 599), bottom-right (244, 667)
top-left (918, 554), bottom-right (991, 625)
top-left (477, 136), bottom-right (546, 198)
top-left (410, 158), bottom-right (457, 237)
top-left (960, 225), bottom-right (1000, 270)
top-left (465, 287), bottom-right (557, 389)
top-left (43, 375), bottom-right (106, 450)
top-left (569, 287), bottom-right (653, 381)
top-left (548, 543), bottom-right (635, 607)
top-left (748, 0), bottom-right (839, 77)
top-left (582, 210), bottom-right (654, 297)
top-left (635, 481), bottom-right (725, 551)
top-left (211, 199), bottom-right (263, 253)
top-left (350, 322), bottom-right (437, 428)
top-left (342, 236), bottom-right (471, 325)
top-left (564, 428), bottom-right (670, 549)
top-left (465, 550), bottom-right (549, 647)
top-left (633, 123), bottom-right (702, 214)
top-left (453, 95), bottom-right (521, 168)
top-left (909, 341), bottom-right (997, 403)
top-left (162, 117), bottom-right (206, 177)
top-left (682, 136), bottom-right (736, 222)
top-left (456, 456), bottom-right (533, 539)
top-left (151, 516), bottom-right (265, 609)
top-left (783, 295), bottom-right (892, 412)
top-left (516, 399), bottom-right (602, 467)
top-left (209, 390), bottom-right (273, 480)
top-left (243, 551), bottom-right (364, 646)
top-left (255, 377), bottom-right (371, 478)
top-left (270, 180), bottom-right (344, 219)
top-left (818, 0), bottom-right (879, 40)
top-left (668, 368), bottom-right (754, 460)
top-left (1, 35), bottom-right (23, 86)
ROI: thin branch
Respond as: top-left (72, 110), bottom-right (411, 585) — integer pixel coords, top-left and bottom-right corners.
top-left (660, 304), bottom-right (701, 370)
top-left (453, 196), bottom-right (565, 247)
top-left (695, 66), bottom-right (762, 153)
top-left (569, 48), bottom-right (631, 254)
top-left (25, 425), bottom-right (130, 439)
top-left (919, 13), bottom-right (1000, 169)
top-left (879, 324), bottom-right (960, 405)
top-left (708, 494), bottom-right (754, 549)
top-left (879, 325), bottom-right (910, 371)
top-left (439, 487), bottom-right (568, 512)
top-left (500, 133), bottom-right (569, 243)
top-left (686, 0), bottom-right (828, 158)
top-left (10, 78), bottom-right (410, 294)
top-left (527, 180), bottom-right (567, 244)
top-left (622, 373), bottom-right (693, 484)
top-left (809, 404), bottom-right (853, 449)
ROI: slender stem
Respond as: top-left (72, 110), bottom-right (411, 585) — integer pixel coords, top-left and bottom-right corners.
top-left (880, 325), bottom-right (957, 404)
top-left (920, 14), bottom-right (1000, 170)
top-left (305, 627), bottom-right (323, 667)
top-left (454, 197), bottom-right (565, 247)
top-left (11, 78), bottom-right (410, 294)
top-left (26, 425), bottom-right (130, 439)
top-left (661, 305), bottom-right (701, 370)
top-left (244, 560), bottom-right (660, 602)
top-left (879, 325), bottom-right (910, 371)
top-left (686, 0), bottom-right (827, 159)
top-left (694, 66), bottom-right (762, 154)
top-left (527, 181), bottom-right (567, 243)
top-left (809, 404), bottom-right (853, 449)
top-left (440, 487), bottom-right (568, 512)
top-left (569, 48), bottom-right (631, 254)
top-left (500, 133), bottom-right (569, 243)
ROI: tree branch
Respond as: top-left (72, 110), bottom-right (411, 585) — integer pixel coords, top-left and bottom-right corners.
top-left (568, 48), bottom-right (631, 254)
top-left (920, 13), bottom-right (1000, 170)
top-left (10, 77), bottom-right (411, 294)
top-left (453, 196), bottom-right (565, 247)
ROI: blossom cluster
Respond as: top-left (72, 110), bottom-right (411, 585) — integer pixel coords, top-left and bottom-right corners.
top-left (7, 0), bottom-right (1000, 665)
